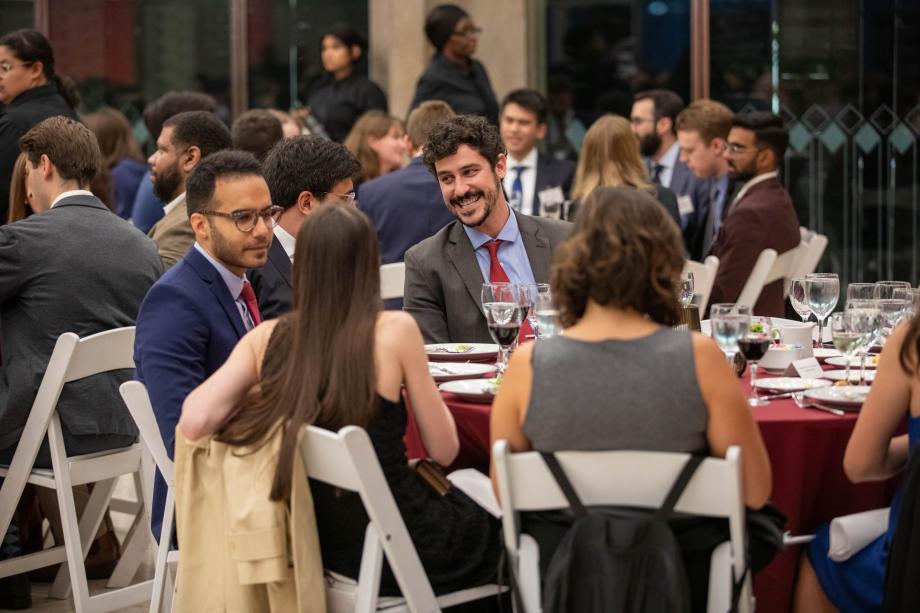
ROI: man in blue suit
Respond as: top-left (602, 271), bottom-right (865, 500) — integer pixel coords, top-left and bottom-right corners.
top-left (358, 100), bottom-right (457, 266)
top-left (134, 151), bottom-right (280, 539)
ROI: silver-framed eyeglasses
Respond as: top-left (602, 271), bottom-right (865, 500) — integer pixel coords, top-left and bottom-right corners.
top-left (322, 191), bottom-right (357, 205)
top-left (0, 61), bottom-right (33, 74)
top-left (198, 205), bottom-right (283, 232)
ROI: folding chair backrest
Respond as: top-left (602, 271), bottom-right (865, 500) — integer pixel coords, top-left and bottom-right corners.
top-left (684, 256), bottom-right (720, 313)
top-left (119, 381), bottom-right (174, 485)
top-left (299, 425), bottom-right (439, 611)
top-left (794, 229), bottom-right (828, 279)
top-left (63, 327), bottom-right (136, 383)
top-left (493, 442), bottom-right (747, 583)
top-left (380, 263), bottom-right (406, 300)
top-left (735, 248), bottom-right (778, 308)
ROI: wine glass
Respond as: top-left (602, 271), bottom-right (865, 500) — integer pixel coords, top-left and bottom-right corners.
top-left (534, 289), bottom-right (559, 339)
top-left (829, 312), bottom-right (864, 384)
top-left (874, 280), bottom-right (911, 300)
top-left (892, 287), bottom-right (920, 320)
top-left (805, 273), bottom-right (839, 347)
top-left (710, 303), bottom-right (750, 365)
top-left (481, 283), bottom-right (524, 374)
top-left (523, 284), bottom-right (551, 339)
top-left (789, 278), bottom-right (811, 323)
top-left (678, 272), bottom-right (694, 308)
top-left (739, 316), bottom-right (771, 406)
top-left (844, 302), bottom-right (882, 385)
top-left (846, 283), bottom-right (876, 303)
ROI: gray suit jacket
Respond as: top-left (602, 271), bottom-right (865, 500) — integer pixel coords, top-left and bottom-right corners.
top-left (403, 211), bottom-right (571, 343)
top-left (0, 195), bottom-right (162, 450)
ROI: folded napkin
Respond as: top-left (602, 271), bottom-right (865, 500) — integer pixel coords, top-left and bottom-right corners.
top-left (828, 507), bottom-right (889, 561)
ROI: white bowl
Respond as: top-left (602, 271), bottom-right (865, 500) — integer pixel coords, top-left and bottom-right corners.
top-left (759, 343), bottom-right (803, 372)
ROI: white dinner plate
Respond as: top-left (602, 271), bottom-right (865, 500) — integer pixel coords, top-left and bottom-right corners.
top-left (428, 362), bottom-right (497, 382)
top-left (425, 343), bottom-right (499, 362)
top-left (825, 355), bottom-right (879, 369)
top-left (752, 377), bottom-right (833, 393)
top-left (438, 379), bottom-right (497, 403)
top-left (822, 369), bottom-right (877, 383)
top-left (813, 348), bottom-right (842, 362)
top-left (804, 386), bottom-right (871, 409)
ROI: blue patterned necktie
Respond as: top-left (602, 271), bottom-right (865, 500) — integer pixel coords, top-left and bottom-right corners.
top-left (509, 166), bottom-right (527, 212)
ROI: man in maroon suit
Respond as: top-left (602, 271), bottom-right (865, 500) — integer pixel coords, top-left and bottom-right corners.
top-left (709, 111), bottom-right (800, 316)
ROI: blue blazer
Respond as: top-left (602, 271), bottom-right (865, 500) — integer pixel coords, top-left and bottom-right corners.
top-left (668, 159), bottom-right (712, 259)
top-left (134, 246), bottom-right (247, 539)
top-left (358, 157), bottom-right (455, 265)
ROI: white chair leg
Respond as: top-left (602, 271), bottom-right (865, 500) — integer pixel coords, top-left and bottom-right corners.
top-left (149, 490), bottom-right (175, 613)
top-left (108, 472), bottom-right (152, 588)
top-left (707, 541), bottom-right (732, 613)
top-left (353, 524), bottom-right (384, 613)
top-left (49, 477), bottom-right (117, 599)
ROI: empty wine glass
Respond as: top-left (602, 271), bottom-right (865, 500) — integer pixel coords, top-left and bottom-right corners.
top-left (846, 283), bottom-right (876, 303)
top-left (710, 303), bottom-right (750, 365)
top-left (874, 280), bottom-right (911, 300)
top-left (481, 283), bottom-right (524, 374)
top-left (844, 302), bottom-right (882, 385)
top-left (829, 312), bottom-right (864, 384)
top-left (805, 273), bottom-right (839, 347)
top-left (678, 271), bottom-right (694, 307)
top-left (789, 278), bottom-right (811, 323)
top-left (524, 284), bottom-right (551, 339)
top-left (892, 287), bottom-right (920, 320)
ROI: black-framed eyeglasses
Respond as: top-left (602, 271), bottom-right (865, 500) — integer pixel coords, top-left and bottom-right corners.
top-left (0, 61), bottom-right (34, 75)
top-left (321, 191), bottom-right (357, 205)
top-left (452, 26), bottom-right (482, 37)
top-left (198, 205), bottom-right (283, 232)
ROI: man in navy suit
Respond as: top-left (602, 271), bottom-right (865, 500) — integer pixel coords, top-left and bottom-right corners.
top-left (249, 136), bottom-right (361, 319)
top-left (134, 151), bottom-right (280, 539)
top-left (358, 100), bottom-right (457, 265)
top-left (631, 90), bottom-right (710, 252)
top-left (499, 89), bottom-right (575, 216)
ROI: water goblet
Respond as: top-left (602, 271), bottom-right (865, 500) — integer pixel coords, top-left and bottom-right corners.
top-left (805, 273), bottom-right (839, 347)
top-left (534, 289), bottom-right (559, 339)
top-left (830, 312), bottom-right (864, 384)
top-left (523, 284), bottom-right (551, 339)
top-left (710, 303), bottom-right (750, 365)
top-left (789, 278), bottom-right (811, 323)
top-left (846, 283), bottom-right (876, 303)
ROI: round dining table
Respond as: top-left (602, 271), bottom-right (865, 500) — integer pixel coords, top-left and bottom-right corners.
top-left (403, 367), bottom-right (900, 613)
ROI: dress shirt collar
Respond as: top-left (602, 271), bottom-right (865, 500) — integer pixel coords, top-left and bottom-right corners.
top-left (193, 242), bottom-right (246, 300)
top-left (463, 206), bottom-right (521, 251)
top-left (162, 192), bottom-right (186, 216)
top-left (273, 225), bottom-right (296, 261)
top-left (657, 141), bottom-right (680, 172)
top-left (51, 190), bottom-right (94, 208)
top-left (731, 170), bottom-right (778, 208)
top-left (507, 147), bottom-right (538, 171)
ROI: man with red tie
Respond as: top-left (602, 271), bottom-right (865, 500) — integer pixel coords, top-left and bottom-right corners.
top-left (404, 115), bottom-right (571, 344)
top-left (134, 151), bottom-right (279, 540)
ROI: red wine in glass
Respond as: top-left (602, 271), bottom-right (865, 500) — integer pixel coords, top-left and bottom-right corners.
top-left (738, 335), bottom-right (771, 361)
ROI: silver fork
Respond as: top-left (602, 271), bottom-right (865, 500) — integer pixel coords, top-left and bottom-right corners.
top-left (792, 392), bottom-right (845, 416)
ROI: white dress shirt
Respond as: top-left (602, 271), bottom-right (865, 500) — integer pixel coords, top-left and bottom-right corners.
top-left (729, 171), bottom-right (779, 212)
top-left (273, 226), bottom-right (296, 262)
top-left (193, 243), bottom-right (255, 331)
top-left (650, 142), bottom-right (680, 189)
top-left (162, 192), bottom-right (186, 216)
top-left (502, 147), bottom-right (539, 215)
top-left (51, 189), bottom-right (94, 208)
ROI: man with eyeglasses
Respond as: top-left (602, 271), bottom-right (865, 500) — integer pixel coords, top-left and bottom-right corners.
top-left (147, 110), bottom-right (232, 270)
top-left (708, 111), bottom-right (800, 316)
top-left (249, 135), bottom-right (361, 319)
top-left (134, 150), bottom-right (277, 540)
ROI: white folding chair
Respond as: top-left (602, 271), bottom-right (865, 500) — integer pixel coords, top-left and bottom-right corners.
top-left (791, 228), bottom-right (829, 283)
top-left (120, 381), bottom-right (178, 613)
top-left (299, 425), bottom-right (505, 612)
top-left (493, 441), bottom-right (752, 613)
top-left (734, 248), bottom-right (780, 308)
top-left (0, 328), bottom-right (153, 613)
top-left (380, 262), bottom-right (406, 300)
top-left (684, 255), bottom-right (720, 313)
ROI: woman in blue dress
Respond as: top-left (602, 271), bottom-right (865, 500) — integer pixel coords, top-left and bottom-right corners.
top-left (794, 316), bottom-right (920, 612)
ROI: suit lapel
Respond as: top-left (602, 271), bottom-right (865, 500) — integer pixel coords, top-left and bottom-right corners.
top-left (534, 152), bottom-right (550, 193)
top-left (446, 223), bottom-right (488, 310)
top-left (517, 212), bottom-right (552, 284)
top-left (186, 248), bottom-right (247, 339)
top-left (267, 240), bottom-right (292, 288)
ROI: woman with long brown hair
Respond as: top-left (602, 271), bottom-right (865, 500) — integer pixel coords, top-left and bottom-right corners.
top-left (83, 107), bottom-right (146, 219)
top-left (343, 110), bottom-right (407, 187)
top-left (180, 203), bottom-right (501, 595)
top-left (567, 115), bottom-right (681, 227)
top-left (7, 152), bottom-right (30, 223)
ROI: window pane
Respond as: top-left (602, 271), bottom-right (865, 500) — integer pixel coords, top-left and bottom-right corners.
top-left (48, 0), bottom-right (231, 149)
top-left (0, 0), bottom-right (33, 33)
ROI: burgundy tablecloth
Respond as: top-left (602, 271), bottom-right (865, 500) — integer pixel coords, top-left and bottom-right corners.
top-left (403, 375), bottom-right (899, 613)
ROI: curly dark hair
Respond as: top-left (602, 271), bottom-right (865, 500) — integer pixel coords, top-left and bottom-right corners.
top-left (421, 114), bottom-right (506, 175)
top-left (186, 150), bottom-right (262, 216)
top-left (551, 186), bottom-right (684, 328)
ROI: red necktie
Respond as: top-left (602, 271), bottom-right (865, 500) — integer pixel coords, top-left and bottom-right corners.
top-left (483, 240), bottom-right (533, 341)
top-left (240, 280), bottom-right (262, 328)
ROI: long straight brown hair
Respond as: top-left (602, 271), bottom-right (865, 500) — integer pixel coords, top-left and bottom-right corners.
top-left (219, 203), bottom-right (383, 500)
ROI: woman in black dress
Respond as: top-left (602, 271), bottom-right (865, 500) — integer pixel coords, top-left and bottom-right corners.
top-left (410, 4), bottom-right (499, 124)
top-left (180, 203), bottom-right (501, 597)
top-left (307, 25), bottom-right (388, 143)
top-left (0, 29), bottom-right (80, 225)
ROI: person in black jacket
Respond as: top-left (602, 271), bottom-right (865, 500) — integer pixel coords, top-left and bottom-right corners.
top-left (307, 25), bottom-right (388, 143)
top-left (0, 29), bottom-right (80, 225)
top-left (409, 4), bottom-right (499, 124)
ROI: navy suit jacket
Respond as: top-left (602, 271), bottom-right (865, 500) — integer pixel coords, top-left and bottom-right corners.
top-left (668, 159), bottom-right (712, 259)
top-left (530, 152), bottom-right (576, 215)
top-left (134, 246), bottom-right (247, 539)
top-left (358, 157), bottom-right (454, 265)
top-left (249, 239), bottom-right (293, 320)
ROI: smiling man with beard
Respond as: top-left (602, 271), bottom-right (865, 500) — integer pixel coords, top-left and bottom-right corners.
top-left (403, 114), bottom-right (571, 343)
top-left (134, 151), bottom-right (278, 540)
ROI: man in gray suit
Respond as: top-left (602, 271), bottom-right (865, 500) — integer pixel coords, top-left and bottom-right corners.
top-left (0, 117), bottom-right (162, 462)
top-left (404, 115), bottom-right (570, 343)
